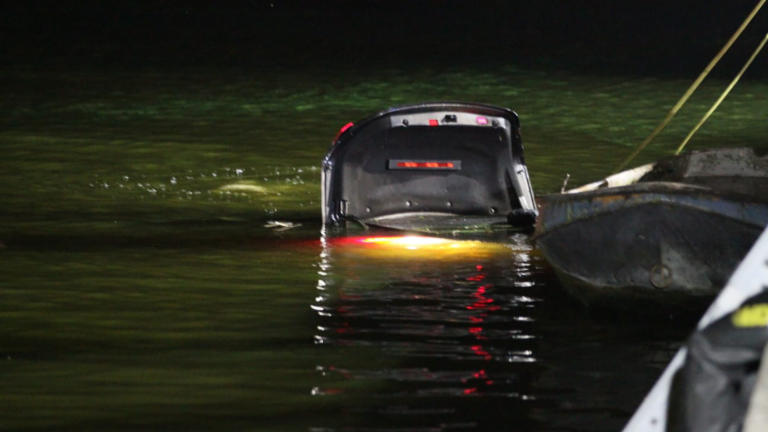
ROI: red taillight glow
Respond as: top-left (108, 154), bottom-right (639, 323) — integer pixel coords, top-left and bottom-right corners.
top-left (332, 122), bottom-right (354, 143)
top-left (429, 119), bottom-right (439, 126)
top-left (396, 161), bottom-right (455, 169)
top-left (476, 117), bottom-right (488, 125)
top-left (388, 159), bottom-right (460, 170)
top-left (339, 122), bottom-right (354, 134)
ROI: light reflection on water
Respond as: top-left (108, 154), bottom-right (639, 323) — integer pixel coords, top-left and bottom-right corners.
top-left (310, 233), bottom-right (538, 430)
top-left (303, 231), bottom-right (688, 431)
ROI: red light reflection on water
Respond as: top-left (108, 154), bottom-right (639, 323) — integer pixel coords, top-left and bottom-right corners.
top-left (466, 265), bottom-right (495, 362)
top-left (313, 248), bottom-right (514, 398)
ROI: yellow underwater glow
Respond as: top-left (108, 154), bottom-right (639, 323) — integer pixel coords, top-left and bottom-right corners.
top-left (338, 235), bottom-right (500, 258)
top-left (360, 236), bottom-right (457, 247)
top-left (322, 233), bottom-right (528, 280)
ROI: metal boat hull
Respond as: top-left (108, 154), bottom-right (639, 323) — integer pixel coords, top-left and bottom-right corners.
top-left (535, 182), bottom-right (768, 308)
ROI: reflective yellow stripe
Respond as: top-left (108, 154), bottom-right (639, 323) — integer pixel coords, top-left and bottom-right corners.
top-left (732, 303), bottom-right (768, 328)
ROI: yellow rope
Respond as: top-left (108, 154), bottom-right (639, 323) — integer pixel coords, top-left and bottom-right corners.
top-left (613, 0), bottom-right (766, 173)
top-left (675, 32), bottom-right (768, 155)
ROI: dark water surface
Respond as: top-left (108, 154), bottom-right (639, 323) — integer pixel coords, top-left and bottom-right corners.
top-left (1, 66), bottom-right (766, 431)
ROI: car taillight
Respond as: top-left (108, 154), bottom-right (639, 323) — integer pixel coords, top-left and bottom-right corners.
top-left (388, 160), bottom-right (461, 170)
top-left (332, 122), bottom-right (354, 144)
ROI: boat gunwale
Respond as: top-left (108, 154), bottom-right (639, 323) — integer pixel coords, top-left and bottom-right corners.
top-left (534, 181), bottom-right (768, 240)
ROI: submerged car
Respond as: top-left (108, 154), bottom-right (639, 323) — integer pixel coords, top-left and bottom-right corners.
top-left (321, 102), bottom-right (537, 230)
